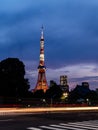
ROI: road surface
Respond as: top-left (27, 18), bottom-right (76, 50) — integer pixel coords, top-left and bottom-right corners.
top-left (0, 111), bottom-right (98, 130)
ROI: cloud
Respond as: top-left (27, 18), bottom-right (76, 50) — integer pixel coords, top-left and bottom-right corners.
top-left (0, 29), bottom-right (11, 46)
top-left (0, 0), bottom-right (34, 13)
top-left (0, 0), bottom-right (98, 90)
top-left (25, 61), bottom-right (98, 90)
top-left (70, 76), bottom-right (98, 90)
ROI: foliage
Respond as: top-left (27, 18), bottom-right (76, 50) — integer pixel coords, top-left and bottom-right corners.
top-left (33, 90), bottom-right (45, 98)
top-left (68, 84), bottom-right (90, 103)
top-left (0, 58), bottom-right (30, 97)
top-left (45, 80), bottom-right (63, 99)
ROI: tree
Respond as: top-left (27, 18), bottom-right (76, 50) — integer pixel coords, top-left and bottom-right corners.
top-left (33, 90), bottom-right (45, 98)
top-left (86, 90), bottom-right (98, 105)
top-left (45, 80), bottom-right (63, 99)
top-left (68, 84), bottom-right (90, 103)
top-left (0, 58), bottom-right (30, 97)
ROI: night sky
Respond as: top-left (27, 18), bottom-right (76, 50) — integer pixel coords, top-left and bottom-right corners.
top-left (0, 0), bottom-right (98, 90)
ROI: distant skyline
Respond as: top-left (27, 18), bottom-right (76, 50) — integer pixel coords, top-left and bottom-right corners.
top-left (0, 0), bottom-right (98, 90)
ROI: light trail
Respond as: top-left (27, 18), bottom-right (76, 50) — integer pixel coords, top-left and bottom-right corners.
top-left (0, 119), bottom-right (13, 122)
top-left (0, 106), bottom-right (98, 114)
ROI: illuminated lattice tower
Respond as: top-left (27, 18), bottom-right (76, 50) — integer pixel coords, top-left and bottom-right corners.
top-left (34, 26), bottom-right (48, 92)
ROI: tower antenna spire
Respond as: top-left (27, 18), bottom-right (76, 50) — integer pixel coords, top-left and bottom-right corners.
top-left (41, 25), bottom-right (44, 39)
top-left (42, 25), bottom-right (43, 29)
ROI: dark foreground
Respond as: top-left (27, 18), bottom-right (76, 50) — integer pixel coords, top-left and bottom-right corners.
top-left (0, 111), bottom-right (98, 130)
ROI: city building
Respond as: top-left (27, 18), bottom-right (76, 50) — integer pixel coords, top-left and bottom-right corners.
top-left (49, 80), bottom-right (57, 88)
top-left (60, 75), bottom-right (69, 92)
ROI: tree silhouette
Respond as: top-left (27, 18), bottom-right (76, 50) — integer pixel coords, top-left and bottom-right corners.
top-left (0, 58), bottom-right (30, 97)
top-left (45, 80), bottom-right (62, 99)
top-left (33, 90), bottom-right (45, 98)
top-left (68, 84), bottom-right (90, 103)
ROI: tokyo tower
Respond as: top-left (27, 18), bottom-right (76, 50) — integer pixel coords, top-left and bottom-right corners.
top-left (34, 26), bottom-right (48, 92)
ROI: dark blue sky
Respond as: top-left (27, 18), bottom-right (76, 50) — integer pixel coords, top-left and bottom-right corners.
top-left (0, 0), bottom-right (98, 90)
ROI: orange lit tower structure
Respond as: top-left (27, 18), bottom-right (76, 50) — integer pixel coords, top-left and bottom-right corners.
top-left (34, 26), bottom-right (48, 92)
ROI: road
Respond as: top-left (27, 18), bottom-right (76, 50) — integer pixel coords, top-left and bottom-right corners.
top-left (0, 111), bottom-right (98, 130)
